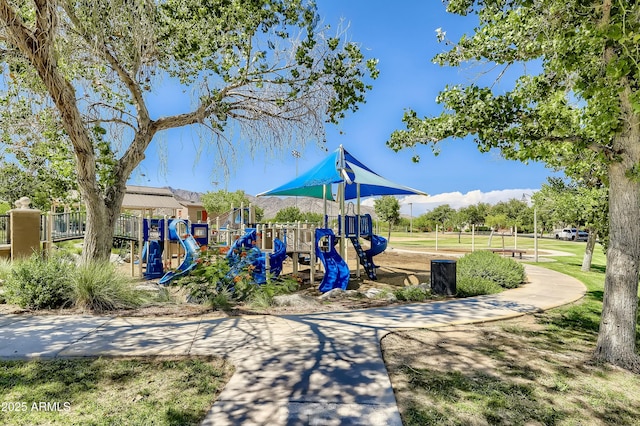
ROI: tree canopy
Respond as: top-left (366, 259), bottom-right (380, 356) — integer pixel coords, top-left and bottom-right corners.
top-left (374, 195), bottom-right (400, 241)
top-left (0, 0), bottom-right (377, 262)
top-left (388, 0), bottom-right (640, 371)
top-left (272, 206), bottom-right (322, 223)
top-left (202, 190), bottom-right (250, 217)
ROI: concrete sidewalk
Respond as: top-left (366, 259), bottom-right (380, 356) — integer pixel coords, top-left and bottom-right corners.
top-left (0, 264), bottom-right (585, 425)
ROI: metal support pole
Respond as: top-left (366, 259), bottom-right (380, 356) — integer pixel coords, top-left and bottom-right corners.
top-left (534, 206), bottom-right (538, 262)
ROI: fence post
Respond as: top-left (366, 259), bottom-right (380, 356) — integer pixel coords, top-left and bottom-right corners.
top-left (42, 212), bottom-right (54, 257)
top-left (472, 224), bottom-right (475, 252)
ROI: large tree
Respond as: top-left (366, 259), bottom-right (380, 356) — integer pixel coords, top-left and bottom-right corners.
top-left (0, 0), bottom-right (377, 263)
top-left (534, 177), bottom-right (609, 271)
top-left (423, 203), bottom-right (456, 232)
top-left (388, 0), bottom-right (640, 370)
top-left (202, 189), bottom-right (251, 218)
top-left (374, 195), bottom-right (400, 241)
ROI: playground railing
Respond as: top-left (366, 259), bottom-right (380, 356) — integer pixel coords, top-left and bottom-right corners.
top-left (0, 214), bottom-right (9, 244)
top-left (50, 211), bottom-right (86, 241)
top-left (113, 214), bottom-right (140, 241)
top-left (44, 211), bottom-right (141, 243)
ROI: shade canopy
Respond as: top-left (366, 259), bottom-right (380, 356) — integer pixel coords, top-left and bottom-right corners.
top-left (257, 146), bottom-right (427, 200)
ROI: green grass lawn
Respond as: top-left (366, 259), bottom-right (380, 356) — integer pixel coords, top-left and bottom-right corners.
top-left (1, 231), bottom-right (636, 425)
top-left (388, 230), bottom-right (593, 252)
top-left (0, 356), bottom-right (233, 426)
top-left (383, 232), bottom-right (640, 426)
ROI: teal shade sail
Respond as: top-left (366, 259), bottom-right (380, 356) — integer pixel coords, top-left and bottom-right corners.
top-left (258, 146), bottom-right (427, 200)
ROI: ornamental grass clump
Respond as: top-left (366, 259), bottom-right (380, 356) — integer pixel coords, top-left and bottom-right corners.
top-left (457, 250), bottom-right (526, 290)
top-left (71, 261), bottom-right (147, 312)
top-left (247, 277), bottom-right (300, 309)
top-left (0, 257), bottom-right (12, 282)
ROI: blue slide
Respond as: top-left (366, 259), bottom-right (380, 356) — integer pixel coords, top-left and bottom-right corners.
top-left (315, 228), bottom-right (350, 293)
top-left (226, 229), bottom-right (287, 284)
top-left (158, 220), bottom-right (201, 285)
top-left (349, 234), bottom-right (387, 280)
top-left (366, 234), bottom-right (387, 266)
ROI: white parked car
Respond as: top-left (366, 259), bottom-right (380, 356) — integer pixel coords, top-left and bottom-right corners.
top-left (555, 228), bottom-right (574, 240)
top-left (555, 228), bottom-right (589, 241)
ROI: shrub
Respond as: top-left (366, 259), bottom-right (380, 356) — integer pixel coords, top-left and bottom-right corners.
top-left (54, 241), bottom-right (83, 256)
top-left (210, 285), bottom-right (234, 310)
top-left (394, 285), bottom-right (430, 302)
top-left (71, 262), bottom-right (146, 311)
top-left (456, 275), bottom-right (504, 297)
top-left (247, 277), bottom-right (300, 309)
top-left (174, 248), bottom-right (300, 310)
top-left (5, 253), bottom-right (74, 309)
top-left (456, 251), bottom-right (526, 289)
top-left (174, 249), bottom-right (235, 304)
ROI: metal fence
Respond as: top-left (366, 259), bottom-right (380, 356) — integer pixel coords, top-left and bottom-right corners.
top-left (50, 211), bottom-right (86, 241)
top-left (0, 214), bottom-right (9, 244)
top-left (25, 211), bottom-right (142, 243)
top-left (113, 214), bottom-right (140, 241)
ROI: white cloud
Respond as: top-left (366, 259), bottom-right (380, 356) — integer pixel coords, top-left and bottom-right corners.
top-left (361, 188), bottom-right (538, 216)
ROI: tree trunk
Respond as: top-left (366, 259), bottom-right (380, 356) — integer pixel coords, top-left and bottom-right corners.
top-left (387, 221), bottom-right (391, 242)
top-left (79, 183), bottom-right (128, 264)
top-left (594, 92), bottom-right (640, 371)
top-left (581, 228), bottom-right (598, 272)
top-left (81, 200), bottom-right (116, 263)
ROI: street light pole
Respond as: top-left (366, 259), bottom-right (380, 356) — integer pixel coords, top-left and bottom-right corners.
top-left (292, 150), bottom-right (301, 208)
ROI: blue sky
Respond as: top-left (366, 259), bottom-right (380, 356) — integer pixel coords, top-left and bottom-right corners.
top-left (129, 1), bottom-right (557, 215)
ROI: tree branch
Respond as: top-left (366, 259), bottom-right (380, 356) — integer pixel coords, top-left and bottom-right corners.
top-left (60, 2), bottom-right (151, 128)
top-left (0, 0), bottom-right (99, 202)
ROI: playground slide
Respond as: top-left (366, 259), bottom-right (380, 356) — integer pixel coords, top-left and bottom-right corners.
top-left (366, 234), bottom-right (387, 264)
top-left (226, 229), bottom-right (287, 284)
top-left (267, 238), bottom-right (287, 278)
top-left (349, 233), bottom-right (387, 280)
top-left (158, 220), bottom-right (201, 285)
top-left (315, 228), bottom-right (350, 293)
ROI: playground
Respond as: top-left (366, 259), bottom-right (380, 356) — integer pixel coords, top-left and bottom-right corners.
top-left (133, 248), bottom-right (455, 317)
top-left (0, 144), bottom-right (541, 316)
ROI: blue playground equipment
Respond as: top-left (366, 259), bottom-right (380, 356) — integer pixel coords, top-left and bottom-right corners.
top-left (340, 214), bottom-right (387, 280)
top-left (158, 219), bottom-right (202, 285)
top-left (226, 228), bottom-right (287, 284)
top-left (315, 228), bottom-right (351, 293)
top-left (142, 219), bottom-right (166, 279)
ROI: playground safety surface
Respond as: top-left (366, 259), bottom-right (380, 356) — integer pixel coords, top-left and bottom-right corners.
top-left (0, 262), bottom-right (585, 425)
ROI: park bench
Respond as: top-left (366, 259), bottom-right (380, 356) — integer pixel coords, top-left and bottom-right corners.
top-left (488, 248), bottom-right (526, 259)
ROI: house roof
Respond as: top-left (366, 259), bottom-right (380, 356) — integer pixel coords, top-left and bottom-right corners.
top-left (122, 186), bottom-right (184, 210)
top-left (174, 197), bottom-right (205, 208)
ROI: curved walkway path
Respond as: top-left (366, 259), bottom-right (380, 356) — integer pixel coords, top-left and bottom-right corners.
top-left (0, 264), bottom-right (585, 425)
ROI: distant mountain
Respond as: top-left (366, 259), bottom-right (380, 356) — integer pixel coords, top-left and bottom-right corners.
top-left (166, 187), bottom-right (202, 204)
top-left (167, 187), bottom-right (377, 220)
top-left (251, 195), bottom-right (377, 220)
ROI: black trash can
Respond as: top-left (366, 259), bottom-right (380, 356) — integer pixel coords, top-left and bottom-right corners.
top-left (430, 259), bottom-right (456, 296)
